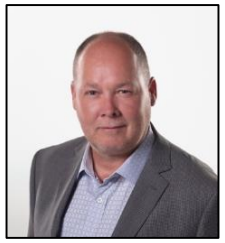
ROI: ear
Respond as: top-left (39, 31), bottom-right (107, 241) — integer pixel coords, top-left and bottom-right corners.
top-left (71, 81), bottom-right (77, 110)
top-left (148, 77), bottom-right (157, 106)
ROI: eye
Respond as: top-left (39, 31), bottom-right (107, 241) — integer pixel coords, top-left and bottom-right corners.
top-left (85, 90), bottom-right (98, 96)
top-left (118, 89), bottom-right (132, 95)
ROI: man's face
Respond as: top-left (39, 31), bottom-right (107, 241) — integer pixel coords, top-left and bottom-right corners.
top-left (72, 38), bottom-right (156, 158)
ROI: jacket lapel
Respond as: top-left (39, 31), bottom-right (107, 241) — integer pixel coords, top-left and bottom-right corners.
top-left (50, 139), bottom-right (87, 237)
top-left (112, 126), bottom-right (172, 237)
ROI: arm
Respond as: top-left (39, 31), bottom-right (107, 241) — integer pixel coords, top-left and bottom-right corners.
top-left (27, 151), bottom-right (38, 237)
top-left (196, 192), bottom-right (218, 237)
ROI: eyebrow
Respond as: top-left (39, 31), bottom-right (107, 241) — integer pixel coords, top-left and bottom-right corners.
top-left (83, 81), bottom-right (135, 89)
top-left (83, 83), bottom-right (100, 89)
top-left (116, 82), bottom-right (135, 88)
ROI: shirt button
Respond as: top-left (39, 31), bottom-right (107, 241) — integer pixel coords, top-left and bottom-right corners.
top-left (97, 197), bottom-right (103, 203)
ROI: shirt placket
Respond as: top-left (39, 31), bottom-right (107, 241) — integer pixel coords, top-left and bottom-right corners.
top-left (82, 177), bottom-right (108, 237)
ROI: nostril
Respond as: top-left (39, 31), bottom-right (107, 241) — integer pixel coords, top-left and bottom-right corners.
top-left (101, 109), bottom-right (121, 118)
top-left (100, 96), bottom-right (121, 117)
top-left (112, 111), bottom-right (118, 117)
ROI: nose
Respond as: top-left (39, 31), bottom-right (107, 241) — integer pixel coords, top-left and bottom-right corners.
top-left (100, 95), bottom-right (121, 118)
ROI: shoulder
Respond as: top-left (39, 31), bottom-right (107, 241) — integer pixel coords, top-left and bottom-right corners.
top-left (35, 136), bottom-right (87, 158)
top-left (164, 140), bottom-right (217, 200)
top-left (151, 124), bottom-right (217, 196)
top-left (31, 136), bottom-right (87, 172)
top-left (170, 141), bottom-right (217, 183)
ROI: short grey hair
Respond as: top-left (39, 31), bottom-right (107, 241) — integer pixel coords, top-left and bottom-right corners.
top-left (72, 31), bottom-right (151, 82)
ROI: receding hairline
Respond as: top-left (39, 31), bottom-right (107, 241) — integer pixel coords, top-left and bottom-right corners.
top-left (72, 31), bottom-right (151, 82)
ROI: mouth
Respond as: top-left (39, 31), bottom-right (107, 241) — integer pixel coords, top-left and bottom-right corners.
top-left (98, 125), bottom-right (126, 130)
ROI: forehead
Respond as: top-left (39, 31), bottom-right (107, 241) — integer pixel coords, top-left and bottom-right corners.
top-left (76, 37), bottom-right (139, 83)
top-left (82, 36), bottom-right (133, 58)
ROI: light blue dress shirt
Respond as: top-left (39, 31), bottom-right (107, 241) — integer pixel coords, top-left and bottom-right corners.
top-left (61, 128), bottom-right (154, 237)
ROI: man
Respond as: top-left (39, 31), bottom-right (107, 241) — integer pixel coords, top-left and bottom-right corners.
top-left (28, 32), bottom-right (218, 237)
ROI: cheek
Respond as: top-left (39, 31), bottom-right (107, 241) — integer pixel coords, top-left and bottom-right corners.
top-left (120, 105), bottom-right (139, 119)
top-left (76, 99), bottom-right (99, 124)
top-left (119, 97), bottom-right (148, 120)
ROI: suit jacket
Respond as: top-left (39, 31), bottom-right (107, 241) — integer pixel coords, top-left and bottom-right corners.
top-left (28, 125), bottom-right (218, 237)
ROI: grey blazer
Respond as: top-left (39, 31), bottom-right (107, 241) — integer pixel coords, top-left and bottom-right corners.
top-left (28, 125), bottom-right (218, 237)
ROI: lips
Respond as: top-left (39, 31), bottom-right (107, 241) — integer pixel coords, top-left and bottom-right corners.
top-left (98, 125), bottom-right (126, 130)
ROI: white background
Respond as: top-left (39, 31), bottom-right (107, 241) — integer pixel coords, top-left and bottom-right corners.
top-left (7, 4), bottom-right (218, 237)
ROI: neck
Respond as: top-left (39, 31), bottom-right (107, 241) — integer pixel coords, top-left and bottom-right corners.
top-left (91, 149), bottom-right (129, 183)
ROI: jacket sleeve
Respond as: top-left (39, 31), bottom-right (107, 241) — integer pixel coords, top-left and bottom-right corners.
top-left (27, 151), bottom-right (38, 237)
top-left (196, 192), bottom-right (218, 237)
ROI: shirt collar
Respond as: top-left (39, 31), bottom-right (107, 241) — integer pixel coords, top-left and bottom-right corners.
top-left (79, 126), bottom-right (154, 185)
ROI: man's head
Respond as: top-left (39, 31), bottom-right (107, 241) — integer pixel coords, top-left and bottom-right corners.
top-left (73, 32), bottom-right (151, 83)
top-left (71, 31), bottom-right (157, 159)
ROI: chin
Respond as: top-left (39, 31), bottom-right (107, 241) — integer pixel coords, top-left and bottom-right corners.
top-left (92, 141), bottom-right (135, 157)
